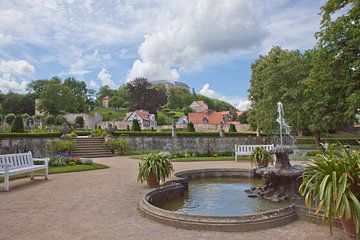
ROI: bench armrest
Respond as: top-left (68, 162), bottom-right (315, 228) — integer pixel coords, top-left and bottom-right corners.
top-left (33, 158), bottom-right (50, 165)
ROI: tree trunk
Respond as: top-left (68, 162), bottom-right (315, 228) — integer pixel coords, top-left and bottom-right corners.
top-left (313, 131), bottom-right (322, 148)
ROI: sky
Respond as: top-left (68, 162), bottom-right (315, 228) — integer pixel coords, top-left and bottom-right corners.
top-left (0, 0), bottom-right (326, 110)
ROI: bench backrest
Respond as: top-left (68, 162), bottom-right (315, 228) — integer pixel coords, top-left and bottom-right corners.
top-left (0, 152), bottom-right (34, 170)
top-left (235, 144), bottom-right (274, 154)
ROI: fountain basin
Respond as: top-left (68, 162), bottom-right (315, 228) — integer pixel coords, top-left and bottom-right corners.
top-left (139, 169), bottom-right (299, 231)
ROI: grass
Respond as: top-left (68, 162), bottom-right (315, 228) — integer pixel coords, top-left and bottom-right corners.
top-left (91, 107), bottom-right (127, 121)
top-left (0, 163), bottom-right (108, 183)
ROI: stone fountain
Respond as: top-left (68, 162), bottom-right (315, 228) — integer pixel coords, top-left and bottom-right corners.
top-left (246, 102), bottom-right (304, 201)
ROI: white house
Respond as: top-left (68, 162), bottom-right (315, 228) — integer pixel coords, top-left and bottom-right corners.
top-left (123, 110), bottom-right (157, 128)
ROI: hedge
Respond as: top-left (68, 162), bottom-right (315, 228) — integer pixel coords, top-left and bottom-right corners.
top-left (113, 131), bottom-right (258, 138)
top-left (0, 132), bottom-right (62, 138)
top-left (296, 137), bottom-right (360, 145)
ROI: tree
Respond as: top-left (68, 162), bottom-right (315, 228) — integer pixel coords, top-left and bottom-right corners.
top-left (126, 78), bottom-right (166, 113)
top-left (229, 124), bottom-right (237, 133)
top-left (238, 111), bottom-right (249, 124)
top-left (39, 83), bottom-right (76, 115)
top-left (45, 115), bottom-right (55, 125)
top-left (54, 115), bottom-right (67, 126)
top-left (187, 122), bottom-right (195, 132)
top-left (1, 93), bottom-right (35, 115)
top-left (96, 85), bottom-right (117, 103)
top-left (131, 119), bottom-right (141, 131)
top-left (109, 96), bottom-right (125, 110)
top-left (27, 77), bottom-right (61, 98)
top-left (11, 115), bottom-right (24, 132)
top-left (63, 77), bottom-right (89, 112)
top-left (167, 87), bottom-right (193, 110)
top-left (75, 116), bottom-right (84, 128)
top-left (5, 113), bottom-right (15, 125)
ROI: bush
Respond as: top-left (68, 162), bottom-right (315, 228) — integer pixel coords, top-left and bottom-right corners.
top-left (0, 132), bottom-right (61, 138)
top-left (69, 132), bottom-right (78, 138)
top-left (45, 115), bottom-right (55, 125)
top-left (228, 124), bottom-right (237, 133)
top-left (49, 140), bottom-right (77, 153)
top-left (11, 115), bottom-right (24, 133)
top-left (296, 137), bottom-right (359, 145)
top-left (250, 147), bottom-right (273, 167)
top-left (49, 155), bottom-right (68, 167)
top-left (131, 119), bottom-right (141, 131)
top-left (75, 116), bottom-right (84, 128)
top-left (187, 122), bottom-right (195, 132)
top-left (91, 128), bottom-right (107, 137)
top-left (137, 153), bottom-right (174, 185)
top-left (54, 115), bottom-right (67, 125)
top-left (104, 138), bottom-right (129, 155)
top-left (5, 113), bottom-right (15, 125)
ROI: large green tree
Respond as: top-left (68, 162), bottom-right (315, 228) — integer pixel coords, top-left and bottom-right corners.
top-left (27, 76), bottom-right (61, 98)
top-left (0, 93), bottom-right (35, 115)
top-left (167, 87), bottom-right (193, 110)
top-left (63, 77), bottom-right (90, 112)
top-left (39, 83), bottom-right (76, 115)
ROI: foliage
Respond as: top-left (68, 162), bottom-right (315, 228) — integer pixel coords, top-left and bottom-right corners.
top-left (156, 111), bottom-right (173, 125)
top-left (196, 95), bottom-right (234, 112)
top-left (11, 115), bottom-right (25, 133)
top-left (299, 144), bottom-right (360, 236)
top-left (0, 92), bottom-right (35, 115)
top-left (250, 147), bottom-right (273, 167)
top-left (5, 113), bottom-right (15, 125)
top-left (238, 111), bottom-right (249, 124)
top-left (137, 153), bottom-right (173, 184)
top-left (63, 77), bottom-right (92, 113)
top-left (75, 116), bottom-right (84, 128)
top-left (54, 115), bottom-right (67, 125)
top-left (91, 128), bottom-right (107, 137)
top-left (228, 124), bottom-right (237, 132)
top-left (39, 82), bottom-right (76, 115)
top-left (0, 132), bottom-right (62, 138)
top-left (167, 87), bottom-right (194, 110)
top-left (109, 96), bottom-right (126, 109)
top-left (45, 115), bottom-right (55, 125)
top-left (131, 119), bottom-right (141, 131)
top-left (126, 78), bottom-right (167, 113)
top-left (187, 122), bottom-right (195, 132)
top-left (49, 155), bottom-right (68, 167)
top-left (91, 107), bottom-right (127, 121)
top-left (104, 139), bottom-right (129, 155)
top-left (49, 140), bottom-right (77, 153)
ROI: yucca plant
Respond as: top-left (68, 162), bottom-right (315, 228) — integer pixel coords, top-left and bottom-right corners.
top-left (137, 153), bottom-right (173, 188)
top-left (299, 143), bottom-right (360, 237)
top-left (250, 146), bottom-right (273, 167)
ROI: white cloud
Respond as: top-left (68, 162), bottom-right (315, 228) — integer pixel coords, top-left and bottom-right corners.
top-left (97, 68), bottom-right (116, 89)
top-left (127, 1), bottom-right (267, 81)
top-left (0, 59), bottom-right (35, 92)
top-left (200, 83), bottom-right (250, 111)
top-left (89, 80), bottom-right (97, 88)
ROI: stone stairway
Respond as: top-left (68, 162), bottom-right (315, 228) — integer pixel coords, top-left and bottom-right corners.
top-left (73, 137), bottom-right (113, 158)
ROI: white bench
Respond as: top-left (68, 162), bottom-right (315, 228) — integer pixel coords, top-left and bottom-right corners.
top-left (0, 152), bottom-right (49, 192)
top-left (234, 144), bottom-right (274, 161)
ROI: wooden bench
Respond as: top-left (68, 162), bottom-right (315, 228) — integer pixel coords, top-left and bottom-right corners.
top-left (0, 152), bottom-right (49, 192)
top-left (234, 144), bottom-right (274, 161)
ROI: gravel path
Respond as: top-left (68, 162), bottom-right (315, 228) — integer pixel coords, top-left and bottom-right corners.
top-left (0, 157), bottom-right (347, 240)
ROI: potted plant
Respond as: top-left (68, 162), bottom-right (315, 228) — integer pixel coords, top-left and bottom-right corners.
top-left (299, 144), bottom-right (360, 238)
top-left (250, 147), bottom-right (273, 167)
top-left (137, 152), bottom-right (173, 188)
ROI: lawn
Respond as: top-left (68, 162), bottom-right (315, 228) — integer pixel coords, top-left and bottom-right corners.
top-left (91, 107), bottom-right (127, 121)
top-left (0, 163), bottom-right (108, 183)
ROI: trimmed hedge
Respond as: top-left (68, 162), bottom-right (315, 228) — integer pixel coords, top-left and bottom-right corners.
top-left (0, 132), bottom-right (62, 138)
top-left (296, 137), bottom-right (360, 145)
top-left (113, 131), bottom-right (258, 138)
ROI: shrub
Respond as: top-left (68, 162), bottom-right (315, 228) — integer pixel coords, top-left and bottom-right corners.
top-left (137, 153), bottom-right (173, 185)
top-left (75, 116), bottom-right (84, 128)
top-left (69, 132), bottom-right (78, 138)
top-left (187, 122), bottom-right (195, 132)
top-left (49, 155), bottom-right (68, 167)
top-left (228, 124), bottom-right (237, 133)
top-left (104, 138), bottom-right (129, 155)
top-left (54, 115), bottom-right (67, 125)
top-left (91, 128), bottom-right (107, 137)
top-left (49, 140), bottom-right (77, 153)
top-left (131, 119), bottom-right (141, 131)
top-left (5, 113), bottom-right (15, 125)
top-left (11, 115), bottom-right (24, 133)
top-left (45, 115), bottom-right (55, 125)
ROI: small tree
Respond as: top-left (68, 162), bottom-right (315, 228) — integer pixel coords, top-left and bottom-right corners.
top-left (229, 124), bottom-right (237, 132)
top-left (187, 122), bottom-right (195, 132)
top-left (75, 116), bottom-right (84, 128)
top-left (54, 115), bottom-right (67, 126)
top-left (5, 113), bottom-right (15, 125)
top-left (131, 119), bottom-right (141, 131)
top-left (45, 115), bottom-right (55, 125)
top-left (11, 115), bottom-right (24, 132)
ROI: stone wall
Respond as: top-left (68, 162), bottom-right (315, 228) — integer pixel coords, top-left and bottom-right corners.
top-left (193, 123), bottom-right (249, 132)
top-left (0, 137), bottom-right (61, 157)
top-left (122, 136), bottom-right (279, 152)
top-left (0, 136), bottom-right (283, 157)
top-left (64, 113), bottom-right (102, 129)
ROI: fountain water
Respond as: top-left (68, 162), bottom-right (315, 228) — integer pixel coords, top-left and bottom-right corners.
top-left (246, 102), bottom-right (304, 201)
